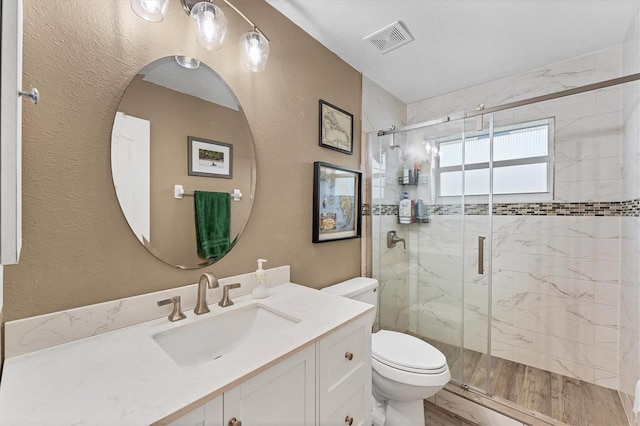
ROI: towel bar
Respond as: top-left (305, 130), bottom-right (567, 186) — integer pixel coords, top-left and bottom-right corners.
top-left (174, 185), bottom-right (243, 201)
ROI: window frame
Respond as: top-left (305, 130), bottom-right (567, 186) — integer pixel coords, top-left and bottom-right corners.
top-left (435, 118), bottom-right (554, 202)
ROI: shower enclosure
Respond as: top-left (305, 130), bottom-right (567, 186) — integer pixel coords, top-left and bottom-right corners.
top-left (370, 72), bottom-right (640, 424)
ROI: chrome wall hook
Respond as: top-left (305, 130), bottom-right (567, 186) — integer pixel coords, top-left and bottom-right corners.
top-left (18, 88), bottom-right (39, 105)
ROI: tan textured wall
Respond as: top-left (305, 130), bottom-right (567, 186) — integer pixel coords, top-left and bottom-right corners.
top-left (4, 0), bottom-right (362, 321)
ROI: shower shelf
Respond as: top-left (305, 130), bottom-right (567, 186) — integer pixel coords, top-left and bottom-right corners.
top-left (397, 177), bottom-right (419, 186)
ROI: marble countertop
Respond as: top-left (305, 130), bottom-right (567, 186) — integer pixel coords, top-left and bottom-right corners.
top-left (0, 283), bottom-right (374, 425)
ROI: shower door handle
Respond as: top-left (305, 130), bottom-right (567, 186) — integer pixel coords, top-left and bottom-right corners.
top-left (478, 236), bottom-right (486, 274)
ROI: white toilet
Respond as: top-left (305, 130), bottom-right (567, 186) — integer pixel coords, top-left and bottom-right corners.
top-left (322, 277), bottom-right (451, 426)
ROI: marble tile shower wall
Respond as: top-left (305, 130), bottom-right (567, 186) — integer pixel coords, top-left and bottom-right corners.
top-left (399, 44), bottom-right (633, 390)
top-left (619, 6), bottom-right (640, 422)
top-left (362, 75), bottom-right (409, 331)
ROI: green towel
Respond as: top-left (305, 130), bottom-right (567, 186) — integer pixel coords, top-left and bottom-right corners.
top-left (194, 191), bottom-right (232, 260)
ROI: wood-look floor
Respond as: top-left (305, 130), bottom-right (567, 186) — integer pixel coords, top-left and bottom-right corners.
top-left (424, 399), bottom-right (479, 426)
top-left (426, 338), bottom-right (628, 426)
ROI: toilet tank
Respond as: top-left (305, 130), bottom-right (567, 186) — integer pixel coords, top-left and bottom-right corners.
top-left (321, 278), bottom-right (378, 322)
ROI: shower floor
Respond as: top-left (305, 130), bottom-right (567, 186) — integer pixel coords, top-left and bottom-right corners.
top-left (423, 338), bottom-right (628, 426)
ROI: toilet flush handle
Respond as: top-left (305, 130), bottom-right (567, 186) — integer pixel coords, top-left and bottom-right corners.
top-left (345, 352), bottom-right (354, 361)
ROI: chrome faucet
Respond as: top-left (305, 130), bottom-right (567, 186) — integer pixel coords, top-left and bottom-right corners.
top-left (218, 283), bottom-right (241, 307)
top-left (194, 273), bottom-right (219, 315)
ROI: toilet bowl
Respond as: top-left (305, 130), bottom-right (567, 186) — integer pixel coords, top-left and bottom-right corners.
top-left (322, 278), bottom-right (451, 426)
top-left (371, 330), bottom-right (451, 425)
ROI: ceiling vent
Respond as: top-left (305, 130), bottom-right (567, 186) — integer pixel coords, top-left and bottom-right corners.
top-left (364, 21), bottom-right (414, 54)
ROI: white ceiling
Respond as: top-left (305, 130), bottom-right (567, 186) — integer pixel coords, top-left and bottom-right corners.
top-left (141, 57), bottom-right (239, 110)
top-left (266, 0), bottom-right (639, 104)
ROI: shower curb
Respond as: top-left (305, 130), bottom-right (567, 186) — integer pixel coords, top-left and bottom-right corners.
top-left (441, 383), bottom-right (569, 426)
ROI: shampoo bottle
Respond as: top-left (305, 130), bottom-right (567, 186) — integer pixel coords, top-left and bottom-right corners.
top-left (252, 259), bottom-right (269, 299)
top-left (402, 164), bottom-right (409, 184)
top-left (399, 192), bottom-right (412, 224)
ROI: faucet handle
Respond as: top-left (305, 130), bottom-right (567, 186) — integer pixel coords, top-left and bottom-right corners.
top-left (157, 296), bottom-right (187, 322)
top-left (218, 283), bottom-right (241, 307)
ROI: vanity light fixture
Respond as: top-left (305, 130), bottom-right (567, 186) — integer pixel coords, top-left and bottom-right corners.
top-left (130, 0), bottom-right (170, 23)
top-left (130, 0), bottom-right (270, 72)
top-left (188, 1), bottom-right (228, 51)
top-left (240, 30), bottom-right (270, 72)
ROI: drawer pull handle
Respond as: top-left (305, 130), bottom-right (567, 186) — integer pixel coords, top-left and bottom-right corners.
top-left (345, 415), bottom-right (354, 425)
top-left (345, 352), bottom-right (354, 361)
top-left (228, 417), bottom-right (242, 426)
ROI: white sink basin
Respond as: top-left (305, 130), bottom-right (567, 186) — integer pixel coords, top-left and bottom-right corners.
top-left (152, 304), bottom-right (300, 367)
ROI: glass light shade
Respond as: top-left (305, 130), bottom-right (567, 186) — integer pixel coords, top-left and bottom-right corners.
top-left (240, 30), bottom-right (270, 72)
top-left (130, 0), bottom-right (169, 23)
top-left (175, 55), bottom-right (200, 69)
top-left (190, 2), bottom-right (227, 51)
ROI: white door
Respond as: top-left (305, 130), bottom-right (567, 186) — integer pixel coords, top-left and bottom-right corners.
top-left (111, 112), bottom-right (150, 244)
top-left (0, 0), bottom-right (23, 265)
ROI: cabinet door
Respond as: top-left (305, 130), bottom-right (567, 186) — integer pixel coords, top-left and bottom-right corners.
top-left (203, 395), bottom-right (223, 426)
top-left (167, 405), bottom-right (205, 426)
top-left (223, 345), bottom-right (315, 426)
top-left (0, 0), bottom-right (23, 265)
top-left (167, 395), bottom-right (222, 426)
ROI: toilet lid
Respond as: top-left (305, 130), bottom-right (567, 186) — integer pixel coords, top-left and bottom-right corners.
top-left (372, 330), bottom-right (447, 373)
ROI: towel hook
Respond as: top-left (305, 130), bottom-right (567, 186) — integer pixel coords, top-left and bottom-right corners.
top-left (18, 88), bottom-right (39, 105)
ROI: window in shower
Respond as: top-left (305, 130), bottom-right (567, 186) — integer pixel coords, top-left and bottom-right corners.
top-left (436, 118), bottom-right (554, 199)
top-left (372, 152), bottom-right (386, 200)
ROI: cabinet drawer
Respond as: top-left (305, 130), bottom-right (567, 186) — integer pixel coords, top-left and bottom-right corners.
top-left (320, 379), bottom-right (370, 426)
top-left (319, 316), bottom-right (372, 400)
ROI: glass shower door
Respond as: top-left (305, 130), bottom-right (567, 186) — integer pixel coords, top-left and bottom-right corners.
top-left (428, 115), bottom-right (493, 392)
top-left (373, 114), bottom-right (494, 395)
top-left (408, 118), bottom-right (467, 386)
top-left (460, 115), bottom-right (493, 393)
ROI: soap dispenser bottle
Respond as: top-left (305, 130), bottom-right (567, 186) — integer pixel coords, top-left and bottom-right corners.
top-left (252, 259), bottom-right (269, 299)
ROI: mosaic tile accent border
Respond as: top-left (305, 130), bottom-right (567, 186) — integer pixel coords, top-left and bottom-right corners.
top-left (368, 199), bottom-right (640, 217)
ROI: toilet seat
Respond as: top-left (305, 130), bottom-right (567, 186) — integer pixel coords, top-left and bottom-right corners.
top-left (372, 330), bottom-right (448, 374)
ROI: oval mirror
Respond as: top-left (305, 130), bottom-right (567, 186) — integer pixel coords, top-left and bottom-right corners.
top-left (111, 56), bottom-right (256, 269)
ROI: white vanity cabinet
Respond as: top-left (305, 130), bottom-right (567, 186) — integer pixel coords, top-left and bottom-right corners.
top-left (169, 344), bottom-right (316, 426)
top-left (0, 283), bottom-right (375, 425)
top-left (167, 314), bottom-right (372, 426)
top-left (222, 344), bottom-right (316, 425)
top-left (168, 398), bottom-right (220, 426)
top-left (318, 315), bottom-right (372, 426)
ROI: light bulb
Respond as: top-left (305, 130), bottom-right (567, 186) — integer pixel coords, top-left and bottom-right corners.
top-left (240, 30), bottom-right (269, 72)
top-left (175, 56), bottom-right (200, 69)
top-left (130, 0), bottom-right (169, 23)
top-left (191, 2), bottom-right (227, 51)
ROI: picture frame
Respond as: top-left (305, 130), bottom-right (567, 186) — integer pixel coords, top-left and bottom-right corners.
top-left (313, 161), bottom-right (362, 243)
top-left (188, 136), bottom-right (233, 179)
top-left (318, 99), bottom-right (354, 155)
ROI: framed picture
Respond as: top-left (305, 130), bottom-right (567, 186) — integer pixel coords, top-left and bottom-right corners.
top-left (318, 99), bottom-right (353, 155)
top-left (313, 161), bottom-right (362, 243)
top-left (188, 136), bottom-right (232, 178)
